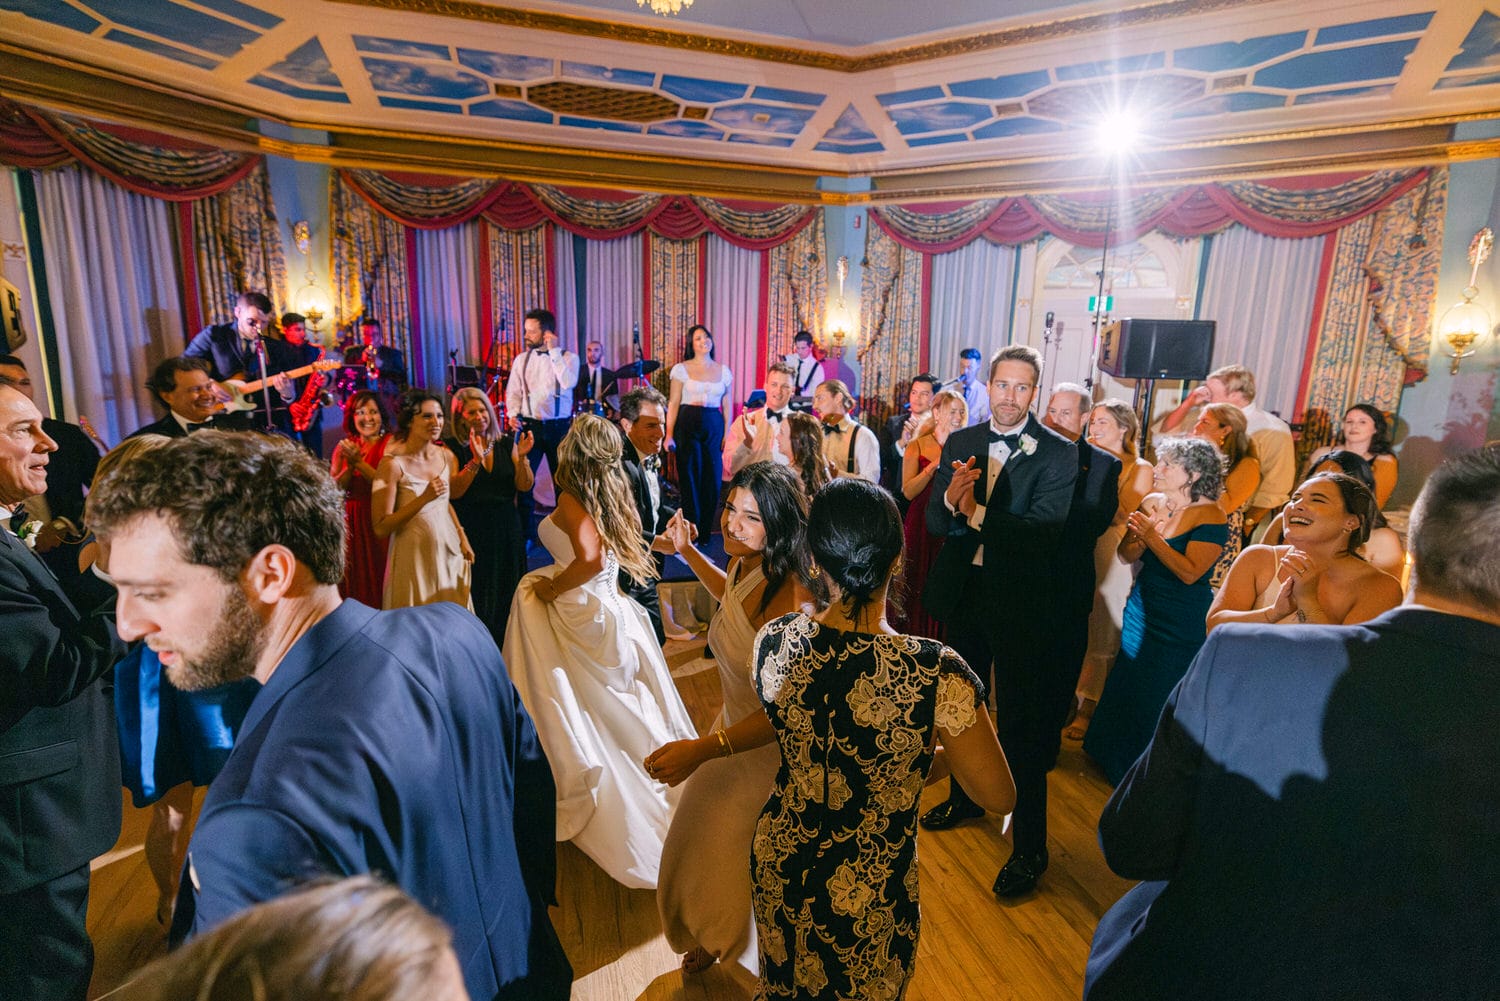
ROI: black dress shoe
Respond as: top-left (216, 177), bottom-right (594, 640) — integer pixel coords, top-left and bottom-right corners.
top-left (993, 848), bottom-right (1049, 898)
top-left (919, 797), bottom-right (985, 830)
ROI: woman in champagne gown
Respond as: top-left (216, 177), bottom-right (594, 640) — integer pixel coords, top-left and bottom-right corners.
top-left (372, 390), bottom-right (473, 611)
top-left (648, 462), bottom-right (811, 974)
top-left (502, 414), bottom-right (697, 889)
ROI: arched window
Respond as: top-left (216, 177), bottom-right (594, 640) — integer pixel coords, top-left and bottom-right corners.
top-left (1043, 241), bottom-right (1169, 291)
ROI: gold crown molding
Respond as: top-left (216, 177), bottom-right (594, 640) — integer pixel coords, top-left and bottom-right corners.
top-left (330, 0), bottom-right (1282, 72)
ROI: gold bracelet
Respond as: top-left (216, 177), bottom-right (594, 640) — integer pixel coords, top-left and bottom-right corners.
top-left (715, 729), bottom-right (734, 757)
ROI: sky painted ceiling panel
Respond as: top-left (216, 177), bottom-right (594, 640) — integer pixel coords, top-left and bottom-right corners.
top-left (1254, 40), bottom-right (1420, 89)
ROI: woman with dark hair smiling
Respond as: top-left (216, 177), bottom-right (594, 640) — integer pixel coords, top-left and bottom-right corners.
top-left (648, 461), bottom-right (812, 976)
top-left (665, 478), bottom-right (1012, 999)
top-left (1084, 436), bottom-right (1229, 785)
top-left (330, 390), bottom-right (392, 606)
top-left (1208, 472), bottom-right (1401, 631)
top-left (1304, 403), bottom-right (1398, 507)
top-left (666, 323), bottom-right (734, 537)
top-left (372, 390), bottom-right (473, 610)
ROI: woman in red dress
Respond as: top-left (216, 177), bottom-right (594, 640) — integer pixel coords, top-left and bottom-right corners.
top-left (331, 390), bottom-right (392, 605)
top-left (893, 388), bottom-right (968, 639)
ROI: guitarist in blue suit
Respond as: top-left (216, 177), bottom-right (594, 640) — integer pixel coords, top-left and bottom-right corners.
top-left (183, 290), bottom-right (297, 435)
top-left (90, 432), bottom-right (572, 1001)
top-left (919, 344), bottom-right (1080, 898)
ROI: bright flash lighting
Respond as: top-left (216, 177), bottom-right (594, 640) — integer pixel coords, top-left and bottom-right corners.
top-left (1096, 112), bottom-right (1141, 158)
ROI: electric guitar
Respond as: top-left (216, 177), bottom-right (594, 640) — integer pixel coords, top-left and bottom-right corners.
top-left (216, 360), bottom-right (340, 414)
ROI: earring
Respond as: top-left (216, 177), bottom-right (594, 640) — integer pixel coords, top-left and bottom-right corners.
top-left (808, 565), bottom-right (821, 580)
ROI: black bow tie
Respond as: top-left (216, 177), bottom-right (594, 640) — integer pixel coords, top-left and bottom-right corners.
top-left (988, 430), bottom-right (1021, 449)
top-left (824, 422), bottom-right (847, 436)
top-left (6, 506), bottom-right (28, 533)
top-left (643, 454), bottom-right (660, 473)
top-left (766, 409), bottom-right (786, 422)
top-left (186, 421), bottom-right (211, 433)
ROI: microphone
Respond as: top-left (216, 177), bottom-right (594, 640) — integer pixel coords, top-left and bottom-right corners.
top-left (1044, 310), bottom-right (1055, 330)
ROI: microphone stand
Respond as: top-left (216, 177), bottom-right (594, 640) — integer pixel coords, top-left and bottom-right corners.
top-left (252, 326), bottom-right (275, 433)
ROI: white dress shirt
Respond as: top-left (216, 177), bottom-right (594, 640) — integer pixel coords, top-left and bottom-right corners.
top-left (634, 442), bottom-right (661, 516)
top-left (944, 418), bottom-right (1026, 564)
top-left (962, 379), bottom-right (991, 427)
top-left (820, 416), bottom-right (880, 482)
top-left (722, 406), bottom-right (791, 478)
top-left (505, 347), bottom-right (580, 420)
top-left (784, 355), bottom-right (826, 397)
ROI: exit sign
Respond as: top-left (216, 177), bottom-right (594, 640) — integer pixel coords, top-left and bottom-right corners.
top-left (1088, 295), bottom-right (1114, 313)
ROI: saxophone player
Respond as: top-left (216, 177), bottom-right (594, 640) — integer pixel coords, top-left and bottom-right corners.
top-left (279, 312), bottom-right (330, 458)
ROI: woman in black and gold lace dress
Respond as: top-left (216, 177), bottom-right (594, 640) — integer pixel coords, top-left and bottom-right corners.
top-left (746, 479), bottom-right (1014, 1000)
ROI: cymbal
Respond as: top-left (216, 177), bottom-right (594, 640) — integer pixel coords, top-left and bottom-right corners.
top-left (611, 359), bottom-right (661, 380)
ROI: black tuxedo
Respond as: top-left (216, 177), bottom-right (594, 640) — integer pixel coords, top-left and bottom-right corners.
top-left (22, 419), bottom-right (100, 590)
top-left (618, 430), bottom-right (677, 644)
top-left (880, 412), bottom-right (910, 513)
top-left (1087, 608), bottom-right (1500, 1000)
top-left (573, 364), bottom-right (617, 411)
top-left (184, 322), bottom-right (299, 433)
top-left (923, 413), bottom-right (1079, 855)
top-left (0, 522), bottom-right (124, 1000)
top-left (129, 409), bottom-right (253, 439)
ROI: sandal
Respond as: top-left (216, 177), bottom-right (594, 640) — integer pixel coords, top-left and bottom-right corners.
top-left (681, 946), bottom-right (717, 974)
top-left (1062, 698), bottom-right (1096, 742)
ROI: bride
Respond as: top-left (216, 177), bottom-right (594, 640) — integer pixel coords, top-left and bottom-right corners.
top-left (502, 413), bottom-right (697, 889)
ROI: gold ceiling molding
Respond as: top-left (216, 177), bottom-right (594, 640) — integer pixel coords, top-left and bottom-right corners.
top-left (330, 0), bottom-right (1283, 72)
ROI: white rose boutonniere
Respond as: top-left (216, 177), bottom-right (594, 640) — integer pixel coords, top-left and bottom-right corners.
top-left (16, 519), bottom-right (43, 550)
top-left (1018, 433), bottom-right (1038, 457)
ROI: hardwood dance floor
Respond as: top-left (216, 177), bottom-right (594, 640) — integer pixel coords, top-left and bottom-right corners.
top-left (87, 636), bottom-right (1131, 1000)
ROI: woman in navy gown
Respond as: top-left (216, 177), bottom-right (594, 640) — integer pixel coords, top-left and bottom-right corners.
top-left (1085, 436), bottom-right (1229, 785)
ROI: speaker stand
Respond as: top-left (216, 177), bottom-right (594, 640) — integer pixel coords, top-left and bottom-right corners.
top-left (1132, 377), bottom-right (1159, 458)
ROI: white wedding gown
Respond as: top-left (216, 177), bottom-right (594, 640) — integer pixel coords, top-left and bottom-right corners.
top-left (501, 515), bottom-right (697, 888)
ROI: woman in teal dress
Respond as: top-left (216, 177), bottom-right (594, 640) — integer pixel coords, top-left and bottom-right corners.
top-left (1085, 437), bottom-right (1229, 786)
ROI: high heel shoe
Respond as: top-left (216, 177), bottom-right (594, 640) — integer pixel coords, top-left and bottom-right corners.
top-left (1062, 698), bottom-right (1096, 741)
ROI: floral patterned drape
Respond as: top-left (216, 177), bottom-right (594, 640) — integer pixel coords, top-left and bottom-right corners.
top-left (1298, 169), bottom-right (1447, 458)
top-left (857, 223), bottom-right (924, 429)
top-left (766, 212), bottom-right (827, 357)
top-left (330, 172), bottom-right (412, 358)
top-left (191, 163), bottom-right (288, 328)
top-left (647, 234), bottom-right (701, 366)
top-left (486, 222), bottom-right (550, 365)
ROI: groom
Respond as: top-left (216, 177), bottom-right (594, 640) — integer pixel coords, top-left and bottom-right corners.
top-left (921, 344), bottom-right (1079, 898)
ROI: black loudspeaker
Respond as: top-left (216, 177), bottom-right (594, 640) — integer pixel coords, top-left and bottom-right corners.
top-left (1098, 318), bottom-right (1216, 380)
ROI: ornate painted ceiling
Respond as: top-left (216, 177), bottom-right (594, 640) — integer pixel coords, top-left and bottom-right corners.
top-left (1, 0), bottom-right (1498, 200)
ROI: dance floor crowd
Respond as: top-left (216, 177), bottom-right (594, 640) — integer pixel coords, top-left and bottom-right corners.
top-left (2, 317), bottom-right (1497, 1001)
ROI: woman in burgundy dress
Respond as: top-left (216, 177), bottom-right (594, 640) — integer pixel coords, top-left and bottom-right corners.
top-left (893, 389), bottom-right (967, 639)
top-left (331, 390), bottom-right (391, 605)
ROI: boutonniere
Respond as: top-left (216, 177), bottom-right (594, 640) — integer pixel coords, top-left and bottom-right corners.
top-left (16, 519), bottom-right (43, 550)
top-left (1018, 433), bottom-right (1038, 456)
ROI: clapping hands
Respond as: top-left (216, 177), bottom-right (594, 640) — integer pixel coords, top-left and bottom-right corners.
top-left (515, 430), bottom-right (535, 457)
top-left (945, 458), bottom-right (982, 518)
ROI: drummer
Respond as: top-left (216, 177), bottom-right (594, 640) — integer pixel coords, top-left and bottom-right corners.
top-left (574, 339), bottom-right (618, 416)
top-left (504, 307), bottom-right (580, 542)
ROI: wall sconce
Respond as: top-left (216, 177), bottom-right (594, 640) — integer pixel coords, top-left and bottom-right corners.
top-left (827, 255), bottom-right (854, 358)
top-left (1439, 227), bottom-right (1493, 375)
top-left (291, 220), bottom-right (331, 342)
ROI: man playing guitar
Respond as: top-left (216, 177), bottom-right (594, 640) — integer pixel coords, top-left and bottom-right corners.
top-left (183, 290), bottom-right (298, 436)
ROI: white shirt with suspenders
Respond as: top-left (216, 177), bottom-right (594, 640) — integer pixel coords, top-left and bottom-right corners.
top-left (819, 415), bottom-right (879, 482)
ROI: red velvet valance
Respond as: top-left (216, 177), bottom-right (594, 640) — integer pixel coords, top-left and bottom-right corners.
top-left (340, 169), bottom-right (817, 250)
top-left (0, 100), bottom-right (261, 200)
top-left (870, 169), bottom-right (1432, 251)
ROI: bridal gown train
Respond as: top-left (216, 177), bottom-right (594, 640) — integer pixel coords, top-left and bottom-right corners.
top-left (501, 515), bottom-right (697, 888)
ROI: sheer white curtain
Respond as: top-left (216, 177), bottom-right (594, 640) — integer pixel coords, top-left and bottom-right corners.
top-left (583, 234), bottom-right (642, 372)
top-left (33, 165), bottom-right (184, 444)
top-left (1197, 226), bottom-right (1323, 418)
top-left (928, 238), bottom-right (1017, 382)
top-left (704, 235), bottom-right (759, 414)
top-left (553, 226), bottom-right (580, 351)
top-left (413, 222), bottom-right (479, 393)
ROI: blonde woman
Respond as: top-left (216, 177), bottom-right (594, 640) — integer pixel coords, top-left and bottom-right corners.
top-left (1067, 400), bottom-right (1154, 741)
top-left (1193, 401), bottom-right (1260, 588)
top-left (501, 414), bottom-right (697, 889)
top-left (894, 388), bottom-right (967, 638)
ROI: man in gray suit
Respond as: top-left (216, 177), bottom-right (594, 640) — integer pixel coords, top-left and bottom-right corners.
top-left (1086, 447), bottom-right (1500, 1000)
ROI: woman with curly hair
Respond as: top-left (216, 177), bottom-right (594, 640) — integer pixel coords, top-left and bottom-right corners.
top-left (501, 413), bottom-right (696, 889)
top-left (778, 409), bottom-right (834, 499)
top-left (1084, 436), bottom-right (1229, 785)
top-left (331, 390), bottom-right (392, 606)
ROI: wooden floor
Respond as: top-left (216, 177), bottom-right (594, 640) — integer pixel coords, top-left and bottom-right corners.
top-left (87, 637), bottom-right (1131, 1000)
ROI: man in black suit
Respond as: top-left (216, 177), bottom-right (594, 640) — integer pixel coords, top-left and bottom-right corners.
top-left (616, 385), bottom-right (685, 644)
top-left (351, 316), bottom-right (409, 402)
top-left (183, 290), bottom-right (297, 434)
top-left (0, 383), bottom-right (124, 1001)
top-left (920, 344), bottom-right (1079, 898)
top-left (573, 340), bottom-right (617, 415)
top-left (0, 354), bottom-right (101, 589)
top-left (879, 372), bottom-right (939, 511)
top-left (1085, 448), bottom-right (1500, 1000)
top-left (1040, 383), bottom-right (1120, 759)
top-left (131, 356), bottom-right (253, 439)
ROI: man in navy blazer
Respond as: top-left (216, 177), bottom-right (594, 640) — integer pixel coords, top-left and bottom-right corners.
top-left (183, 290), bottom-right (298, 435)
top-left (91, 432), bottom-right (572, 1001)
top-left (920, 344), bottom-right (1079, 897)
top-left (1086, 448), bottom-right (1500, 1000)
top-left (0, 384), bottom-right (123, 1001)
